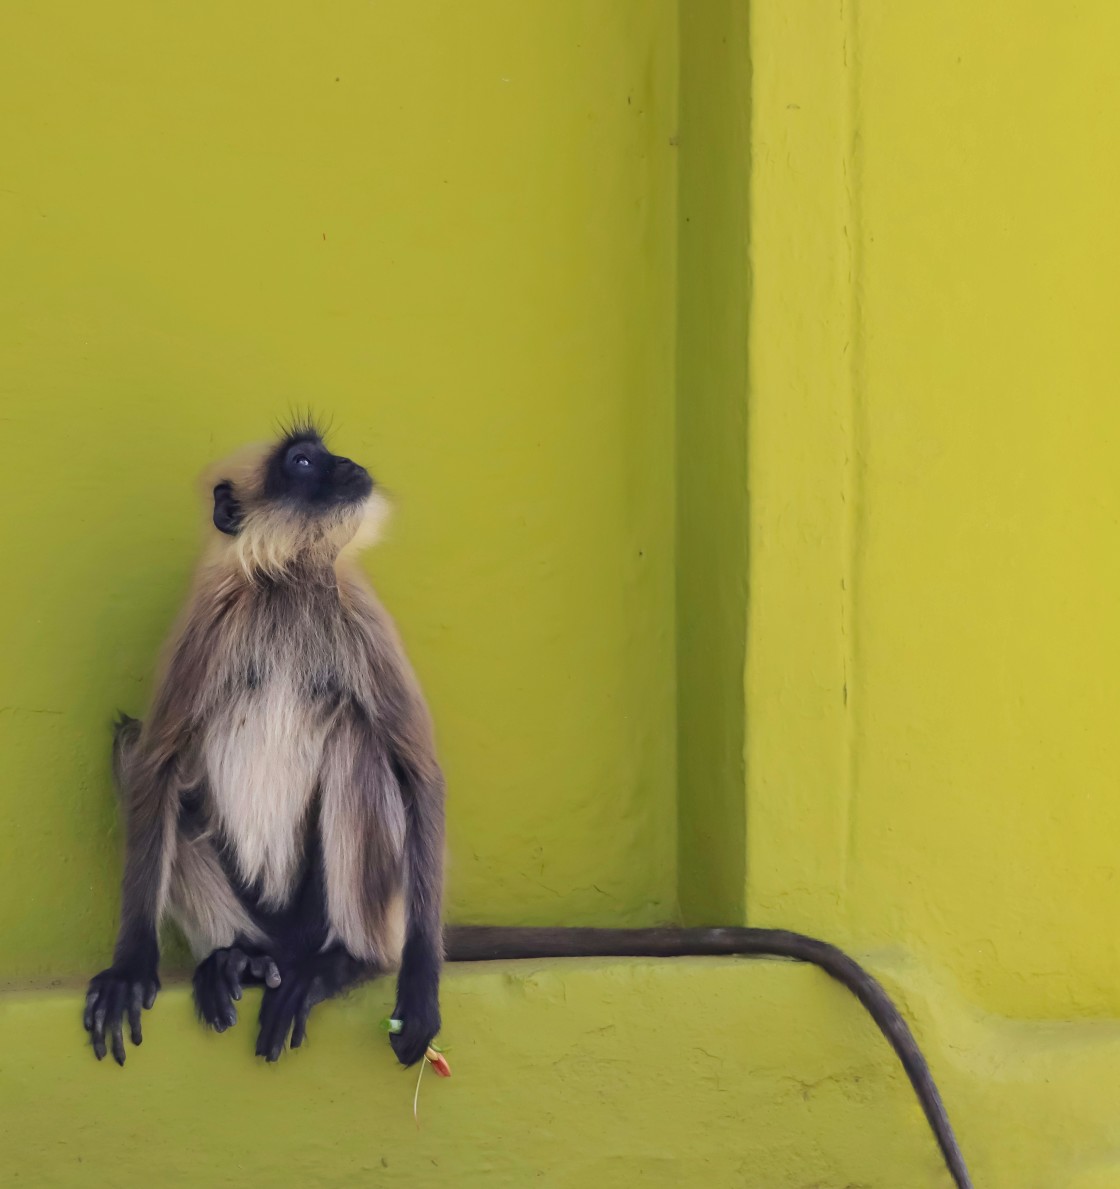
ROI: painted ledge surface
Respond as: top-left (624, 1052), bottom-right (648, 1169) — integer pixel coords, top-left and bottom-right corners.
top-left (1, 956), bottom-right (1118, 1188)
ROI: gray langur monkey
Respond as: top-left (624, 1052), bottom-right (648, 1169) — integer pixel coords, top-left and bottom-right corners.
top-left (84, 422), bottom-right (971, 1189)
top-left (85, 421), bottom-right (443, 1068)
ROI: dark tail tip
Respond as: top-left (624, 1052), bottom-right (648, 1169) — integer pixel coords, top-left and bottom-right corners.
top-left (112, 712), bottom-right (141, 753)
top-left (111, 713), bottom-right (142, 798)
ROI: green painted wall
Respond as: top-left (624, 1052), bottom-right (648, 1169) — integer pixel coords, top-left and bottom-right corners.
top-left (9, 957), bottom-right (1118, 1189)
top-left (744, 0), bottom-right (1120, 1027)
top-left (843, 1), bottom-right (1120, 1020)
top-left (675, 2), bottom-right (750, 926)
top-left (6, 956), bottom-right (1120, 1188)
top-left (5, 2), bottom-right (1120, 1186)
top-left (0, 0), bottom-right (680, 986)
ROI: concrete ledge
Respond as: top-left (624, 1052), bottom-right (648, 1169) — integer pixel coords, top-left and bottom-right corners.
top-left (1, 956), bottom-right (1117, 1187)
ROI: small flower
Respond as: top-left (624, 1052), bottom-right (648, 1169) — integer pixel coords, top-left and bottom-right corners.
top-left (427, 1049), bottom-right (451, 1078)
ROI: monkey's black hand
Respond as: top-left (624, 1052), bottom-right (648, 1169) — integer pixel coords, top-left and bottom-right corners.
top-left (390, 986), bottom-right (441, 1068)
top-left (84, 964), bottom-right (160, 1066)
top-left (193, 947), bottom-right (281, 1033)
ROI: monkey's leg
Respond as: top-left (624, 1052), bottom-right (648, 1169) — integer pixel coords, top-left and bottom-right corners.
top-left (255, 946), bottom-right (374, 1062)
top-left (192, 947), bottom-right (282, 1033)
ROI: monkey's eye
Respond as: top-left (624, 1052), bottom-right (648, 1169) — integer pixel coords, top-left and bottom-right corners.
top-left (283, 444), bottom-right (321, 478)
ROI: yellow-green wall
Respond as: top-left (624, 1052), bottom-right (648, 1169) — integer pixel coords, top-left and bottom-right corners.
top-left (676, 0), bottom-right (750, 926)
top-left (745, 0), bottom-right (1120, 1025)
top-left (0, 0), bottom-right (680, 985)
top-left (4, 2), bottom-right (1120, 1186)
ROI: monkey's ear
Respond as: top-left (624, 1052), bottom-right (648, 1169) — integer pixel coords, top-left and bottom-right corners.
top-left (212, 482), bottom-right (243, 536)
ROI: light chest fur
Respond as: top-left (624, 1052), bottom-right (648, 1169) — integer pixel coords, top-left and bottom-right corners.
top-left (200, 581), bottom-right (350, 907)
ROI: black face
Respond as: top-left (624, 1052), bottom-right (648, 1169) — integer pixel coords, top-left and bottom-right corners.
top-left (262, 431), bottom-right (374, 511)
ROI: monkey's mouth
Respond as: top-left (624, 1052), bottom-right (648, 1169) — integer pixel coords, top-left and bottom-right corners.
top-left (330, 459), bottom-right (375, 506)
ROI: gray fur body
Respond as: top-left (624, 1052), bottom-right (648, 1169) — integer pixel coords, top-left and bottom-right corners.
top-left (114, 569), bottom-right (422, 967)
top-left (88, 427), bottom-right (444, 1069)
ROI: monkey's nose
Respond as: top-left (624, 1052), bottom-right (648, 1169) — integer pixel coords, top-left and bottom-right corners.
top-left (334, 456), bottom-right (374, 487)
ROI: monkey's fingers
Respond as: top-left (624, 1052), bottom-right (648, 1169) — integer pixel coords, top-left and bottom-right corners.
top-left (223, 949), bottom-right (249, 1001)
top-left (83, 988), bottom-right (98, 1034)
top-left (289, 1002), bottom-right (311, 1049)
top-left (203, 973), bottom-right (237, 1032)
top-left (249, 955), bottom-right (281, 989)
top-left (256, 979), bottom-right (304, 1062)
top-left (209, 953), bottom-right (237, 1028)
top-left (263, 999), bottom-right (298, 1061)
top-left (290, 977), bottom-right (327, 1049)
top-left (212, 984), bottom-right (238, 1032)
top-left (108, 983), bottom-right (128, 1067)
top-left (389, 998), bottom-right (441, 1068)
top-left (89, 996), bottom-right (108, 1060)
top-left (254, 985), bottom-right (285, 1059)
top-left (127, 984), bottom-right (144, 1047)
top-left (192, 954), bottom-right (237, 1031)
top-left (86, 968), bottom-right (157, 1064)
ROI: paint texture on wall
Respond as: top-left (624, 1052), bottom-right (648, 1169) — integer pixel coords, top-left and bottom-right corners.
top-left (745, 1), bottom-right (1120, 1022)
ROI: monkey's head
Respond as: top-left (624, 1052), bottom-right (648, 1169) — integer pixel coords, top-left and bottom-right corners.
top-left (204, 423), bottom-right (390, 577)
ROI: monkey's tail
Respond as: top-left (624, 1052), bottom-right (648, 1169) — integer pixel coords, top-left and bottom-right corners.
top-left (111, 712), bottom-right (143, 803)
top-left (444, 925), bottom-right (972, 1189)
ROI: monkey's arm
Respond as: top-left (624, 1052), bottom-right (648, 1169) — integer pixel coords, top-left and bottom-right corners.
top-left (84, 745), bottom-right (178, 1063)
top-left (388, 731), bottom-right (445, 1069)
top-left (85, 613), bottom-right (215, 1065)
top-left (316, 680), bottom-right (443, 1067)
top-left (344, 596), bottom-right (446, 1068)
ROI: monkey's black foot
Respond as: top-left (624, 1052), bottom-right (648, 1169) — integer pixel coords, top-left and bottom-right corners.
top-left (84, 965), bottom-right (160, 1066)
top-left (192, 947), bottom-right (281, 1034)
top-left (254, 948), bottom-right (366, 1062)
top-left (254, 965), bottom-right (329, 1062)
